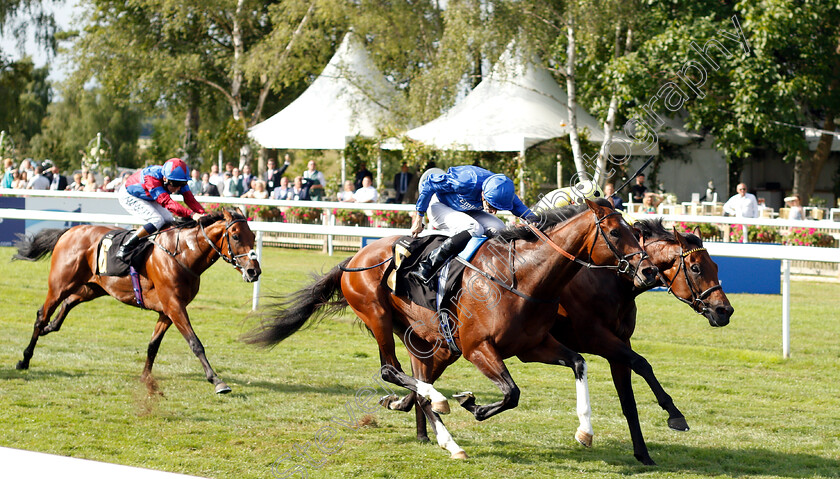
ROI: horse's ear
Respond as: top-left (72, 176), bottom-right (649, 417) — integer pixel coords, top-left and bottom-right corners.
top-left (673, 226), bottom-right (691, 249)
top-left (693, 225), bottom-right (703, 242)
top-left (235, 207), bottom-right (245, 217)
top-left (223, 208), bottom-right (233, 222)
top-left (584, 198), bottom-right (601, 212)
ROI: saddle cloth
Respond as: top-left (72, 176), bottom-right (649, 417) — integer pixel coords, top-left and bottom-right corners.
top-left (96, 230), bottom-right (153, 276)
top-left (383, 234), bottom-right (488, 312)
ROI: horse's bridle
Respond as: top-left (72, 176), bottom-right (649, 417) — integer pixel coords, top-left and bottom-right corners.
top-left (200, 217), bottom-right (258, 272)
top-left (526, 210), bottom-right (649, 279)
top-left (642, 238), bottom-right (722, 315)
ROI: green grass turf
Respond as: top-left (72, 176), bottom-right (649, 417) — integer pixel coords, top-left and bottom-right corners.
top-left (0, 245), bottom-right (838, 478)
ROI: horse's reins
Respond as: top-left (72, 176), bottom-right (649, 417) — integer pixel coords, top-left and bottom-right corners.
top-left (525, 210), bottom-right (648, 278)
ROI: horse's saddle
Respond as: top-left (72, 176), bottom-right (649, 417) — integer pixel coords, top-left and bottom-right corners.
top-left (96, 230), bottom-right (153, 276)
top-left (383, 235), bottom-right (488, 312)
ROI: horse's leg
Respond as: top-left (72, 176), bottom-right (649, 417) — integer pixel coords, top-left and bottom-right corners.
top-left (42, 286), bottom-right (105, 335)
top-left (456, 342), bottom-right (521, 421)
top-left (141, 314), bottom-right (172, 393)
top-left (16, 284), bottom-right (73, 370)
top-left (609, 360), bottom-right (655, 466)
top-left (416, 395), bottom-right (467, 459)
top-left (166, 307), bottom-right (230, 394)
top-left (517, 334), bottom-right (593, 446)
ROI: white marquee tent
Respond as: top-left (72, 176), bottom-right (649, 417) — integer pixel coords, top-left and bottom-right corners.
top-left (248, 31), bottom-right (399, 182)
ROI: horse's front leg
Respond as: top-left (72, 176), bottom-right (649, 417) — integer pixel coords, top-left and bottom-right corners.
top-left (455, 342), bottom-right (521, 421)
top-left (517, 334), bottom-right (592, 447)
top-left (166, 306), bottom-right (230, 394)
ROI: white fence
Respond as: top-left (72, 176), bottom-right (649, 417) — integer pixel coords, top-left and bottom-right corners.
top-left (2, 189), bottom-right (840, 358)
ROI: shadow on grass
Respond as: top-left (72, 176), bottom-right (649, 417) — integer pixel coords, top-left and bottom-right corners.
top-left (163, 373), bottom-right (362, 397)
top-left (479, 438), bottom-right (840, 477)
top-left (0, 368), bottom-right (83, 380)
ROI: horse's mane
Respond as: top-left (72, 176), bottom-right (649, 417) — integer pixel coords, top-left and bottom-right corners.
top-left (495, 198), bottom-right (614, 242)
top-left (633, 218), bottom-right (702, 247)
top-left (196, 209), bottom-right (246, 228)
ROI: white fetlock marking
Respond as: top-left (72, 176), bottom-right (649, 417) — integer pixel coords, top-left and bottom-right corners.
top-left (431, 418), bottom-right (464, 456)
top-left (575, 362), bottom-right (593, 437)
top-left (416, 380), bottom-right (447, 403)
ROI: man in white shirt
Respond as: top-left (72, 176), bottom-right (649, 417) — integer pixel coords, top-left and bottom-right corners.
top-left (27, 165), bottom-right (50, 190)
top-left (723, 183), bottom-right (759, 218)
top-left (354, 176), bottom-right (379, 203)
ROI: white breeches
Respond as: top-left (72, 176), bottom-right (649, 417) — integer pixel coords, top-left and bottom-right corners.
top-left (427, 195), bottom-right (506, 237)
top-left (118, 186), bottom-right (173, 231)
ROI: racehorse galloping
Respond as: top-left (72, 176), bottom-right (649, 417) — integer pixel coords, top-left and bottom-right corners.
top-left (408, 218), bottom-right (733, 465)
top-left (247, 199), bottom-right (658, 458)
top-left (13, 209), bottom-right (261, 394)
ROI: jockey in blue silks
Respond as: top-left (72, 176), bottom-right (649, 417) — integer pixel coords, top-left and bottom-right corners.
top-left (409, 165), bottom-right (533, 283)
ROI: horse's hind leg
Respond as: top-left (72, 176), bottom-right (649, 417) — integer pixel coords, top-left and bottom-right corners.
top-left (456, 342), bottom-right (521, 421)
top-left (416, 395), bottom-right (466, 459)
top-left (42, 286), bottom-right (105, 335)
top-left (141, 314), bottom-right (172, 394)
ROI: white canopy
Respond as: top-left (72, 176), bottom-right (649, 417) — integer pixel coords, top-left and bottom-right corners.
top-left (399, 43), bottom-right (655, 155)
top-left (248, 32), bottom-right (398, 150)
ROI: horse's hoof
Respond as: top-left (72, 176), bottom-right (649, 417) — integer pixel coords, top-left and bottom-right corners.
top-left (431, 400), bottom-right (450, 415)
top-left (450, 450), bottom-right (468, 459)
top-left (575, 428), bottom-right (593, 448)
top-left (417, 435), bottom-right (430, 443)
top-left (378, 394), bottom-right (399, 409)
top-left (215, 383), bottom-right (232, 394)
top-left (15, 361), bottom-right (29, 370)
top-left (453, 392), bottom-right (475, 408)
top-left (668, 416), bottom-right (690, 431)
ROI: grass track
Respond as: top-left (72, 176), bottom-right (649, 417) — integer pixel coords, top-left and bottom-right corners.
top-left (0, 245), bottom-right (838, 478)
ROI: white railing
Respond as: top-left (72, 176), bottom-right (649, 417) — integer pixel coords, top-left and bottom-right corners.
top-left (3, 189), bottom-right (840, 358)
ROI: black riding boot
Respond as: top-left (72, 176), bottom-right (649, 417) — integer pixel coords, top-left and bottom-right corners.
top-left (410, 230), bottom-right (473, 284)
top-left (116, 231), bottom-right (143, 261)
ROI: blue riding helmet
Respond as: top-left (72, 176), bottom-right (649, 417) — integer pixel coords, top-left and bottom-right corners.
top-left (162, 158), bottom-right (190, 183)
top-left (481, 174), bottom-right (515, 211)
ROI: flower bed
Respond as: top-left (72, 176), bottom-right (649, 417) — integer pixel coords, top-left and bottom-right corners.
top-left (285, 206), bottom-right (322, 224)
top-left (333, 209), bottom-right (370, 226)
top-left (371, 210), bottom-right (411, 228)
top-left (783, 227), bottom-right (836, 247)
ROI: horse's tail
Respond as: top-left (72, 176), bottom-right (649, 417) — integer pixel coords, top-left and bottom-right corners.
top-left (243, 258), bottom-right (350, 347)
top-left (12, 228), bottom-right (71, 261)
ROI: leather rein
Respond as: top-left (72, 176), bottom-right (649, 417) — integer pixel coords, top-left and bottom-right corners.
top-left (152, 217), bottom-right (256, 276)
top-left (642, 238), bottom-right (722, 315)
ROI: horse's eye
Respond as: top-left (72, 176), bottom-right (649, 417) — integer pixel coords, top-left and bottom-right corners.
top-left (232, 234), bottom-right (240, 241)
top-left (690, 264), bottom-right (701, 274)
top-left (609, 229), bottom-right (620, 238)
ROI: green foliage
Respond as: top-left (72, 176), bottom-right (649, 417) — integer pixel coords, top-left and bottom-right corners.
top-left (0, 58), bottom-right (50, 157)
top-left (675, 221), bottom-right (721, 240)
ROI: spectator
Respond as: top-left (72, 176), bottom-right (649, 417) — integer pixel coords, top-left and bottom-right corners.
top-left (337, 180), bottom-right (356, 202)
top-left (641, 192), bottom-right (662, 214)
top-left (83, 171), bottom-right (99, 192)
top-left (45, 161), bottom-right (69, 191)
top-left (302, 160), bottom-right (326, 200)
top-left (8, 169), bottom-right (21, 189)
top-left (188, 168), bottom-right (202, 193)
top-left (271, 177), bottom-right (291, 200)
top-left (354, 161), bottom-right (373, 190)
top-left (241, 164), bottom-right (256, 195)
top-left (200, 173), bottom-right (220, 196)
top-left (242, 179), bottom-right (269, 199)
top-left (289, 176), bottom-right (309, 201)
top-left (265, 156), bottom-right (291, 194)
top-left (393, 162), bottom-right (414, 203)
top-left (2, 158), bottom-right (14, 188)
top-left (208, 163), bottom-right (224, 189)
top-left (604, 182), bottom-right (624, 211)
top-left (27, 165), bottom-right (50, 189)
top-left (100, 175), bottom-right (113, 192)
top-left (18, 158), bottom-right (34, 178)
top-left (68, 173), bottom-right (85, 191)
top-left (784, 194), bottom-right (805, 220)
top-left (354, 176), bottom-right (379, 203)
top-left (107, 171), bottom-right (131, 192)
top-left (723, 182), bottom-right (759, 218)
top-left (223, 168), bottom-right (244, 197)
top-left (629, 173), bottom-right (647, 203)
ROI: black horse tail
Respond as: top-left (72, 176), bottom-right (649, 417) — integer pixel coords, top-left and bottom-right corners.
top-left (12, 228), bottom-right (71, 261)
top-left (243, 258), bottom-right (350, 347)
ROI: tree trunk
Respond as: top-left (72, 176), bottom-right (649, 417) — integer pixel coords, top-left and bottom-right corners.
top-left (230, 0), bottom-right (246, 123)
top-left (566, 14), bottom-right (586, 181)
top-left (184, 87), bottom-right (201, 163)
top-left (793, 113), bottom-right (836, 207)
top-left (597, 23), bottom-right (625, 187)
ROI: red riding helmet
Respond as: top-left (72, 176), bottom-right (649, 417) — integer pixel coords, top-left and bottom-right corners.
top-left (162, 158), bottom-right (190, 183)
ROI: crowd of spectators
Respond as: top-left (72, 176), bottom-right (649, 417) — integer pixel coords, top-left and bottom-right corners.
top-left (2, 158), bottom-right (130, 192)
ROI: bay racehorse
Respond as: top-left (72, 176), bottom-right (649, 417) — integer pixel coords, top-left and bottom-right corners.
top-left (246, 199), bottom-right (658, 458)
top-left (407, 218), bottom-right (733, 465)
top-left (12, 209), bottom-right (261, 394)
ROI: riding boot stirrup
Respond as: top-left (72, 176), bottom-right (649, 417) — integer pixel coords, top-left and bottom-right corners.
top-left (116, 231), bottom-right (142, 261)
top-left (409, 231), bottom-right (473, 284)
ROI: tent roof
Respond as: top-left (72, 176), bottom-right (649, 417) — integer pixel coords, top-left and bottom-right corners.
top-left (400, 43), bottom-right (655, 155)
top-left (248, 32), bottom-right (398, 150)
